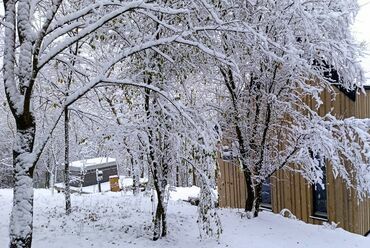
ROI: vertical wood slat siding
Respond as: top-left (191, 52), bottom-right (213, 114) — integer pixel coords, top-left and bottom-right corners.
top-left (355, 90), bottom-right (370, 235)
top-left (217, 89), bottom-right (370, 235)
top-left (217, 160), bottom-right (245, 209)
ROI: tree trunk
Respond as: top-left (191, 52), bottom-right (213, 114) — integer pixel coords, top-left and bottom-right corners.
top-left (192, 167), bottom-right (197, 186)
top-left (127, 147), bottom-right (140, 195)
top-left (243, 169), bottom-right (255, 213)
top-left (9, 122), bottom-right (36, 248)
top-left (152, 187), bottom-right (165, 240)
top-left (152, 166), bottom-right (167, 240)
top-left (45, 171), bottom-right (50, 188)
top-left (132, 170), bottom-right (140, 195)
top-left (10, 171), bottom-right (34, 248)
top-left (253, 182), bottom-right (263, 217)
top-left (161, 207), bottom-right (167, 237)
top-left (50, 171), bottom-right (55, 196)
top-left (64, 107), bottom-right (71, 215)
top-left (221, 66), bottom-right (259, 215)
top-left (144, 81), bottom-right (168, 240)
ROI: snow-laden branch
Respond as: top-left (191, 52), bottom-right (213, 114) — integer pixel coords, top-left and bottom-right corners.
top-left (32, 32), bottom-right (210, 163)
top-left (3, 0), bottom-right (23, 115)
top-left (175, 37), bottom-right (239, 73)
top-left (100, 78), bottom-right (198, 129)
top-left (32, 108), bottom-right (64, 165)
top-left (35, 0), bottom-right (63, 44)
top-left (62, 35), bottom-right (184, 107)
top-left (38, 1), bottom-right (191, 70)
top-left (38, 1), bottom-right (146, 69)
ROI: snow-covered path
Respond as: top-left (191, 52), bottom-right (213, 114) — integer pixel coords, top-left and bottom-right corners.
top-left (0, 189), bottom-right (369, 248)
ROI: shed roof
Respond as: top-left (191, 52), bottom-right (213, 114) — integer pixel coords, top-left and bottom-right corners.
top-left (70, 157), bottom-right (116, 171)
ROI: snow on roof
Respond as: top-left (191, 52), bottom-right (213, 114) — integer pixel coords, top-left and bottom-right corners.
top-left (70, 157), bottom-right (116, 171)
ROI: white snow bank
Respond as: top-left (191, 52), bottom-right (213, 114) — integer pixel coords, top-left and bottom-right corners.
top-left (0, 188), bottom-right (369, 247)
top-left (170, 186), bottom-right (200, 201)
top-left (170, 186), bottom-right (218, 202)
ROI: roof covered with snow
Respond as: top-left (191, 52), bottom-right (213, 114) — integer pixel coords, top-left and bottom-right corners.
top-left (70, 157), bottom-right (116, 171)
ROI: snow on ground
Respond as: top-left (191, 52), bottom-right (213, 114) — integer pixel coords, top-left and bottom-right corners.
top-left (54, 177), bottom-right (149, 194)
top-left (170, 186), bottom-right (201, 201)
top-left (0, 188), bottom-right (369, 248)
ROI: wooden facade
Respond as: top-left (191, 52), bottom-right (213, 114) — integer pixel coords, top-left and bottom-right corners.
top-left (69, 157), bottom-right (118, 187)
top-left (217, 87), bottom-right (370, 236)
top-left (70, 165), bottom-right (118, 187)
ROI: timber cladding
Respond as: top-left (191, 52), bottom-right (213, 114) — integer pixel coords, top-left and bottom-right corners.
top-left (70, 165), bottom-right (118, 187)
top-left (217, 88), bottom-right (370, 236)
top-left (217, 160), bottom-right (370, 236)
top-left (218, 159), bottom-right (246, 209)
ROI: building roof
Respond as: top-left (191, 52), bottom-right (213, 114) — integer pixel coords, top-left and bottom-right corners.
top-left (70, 157), bottom-right (116, 171)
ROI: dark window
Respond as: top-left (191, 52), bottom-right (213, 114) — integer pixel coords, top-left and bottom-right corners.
top-left (313, 161), bottom-right (327, 218)
top-left (261, 177), bottom-right (272, 208)
top-left (333, 84), bottom-right (356, 102)
top-left (313, 59), bottom-right (356, 101)
top-left (222, 146), bottom-right (234, 161)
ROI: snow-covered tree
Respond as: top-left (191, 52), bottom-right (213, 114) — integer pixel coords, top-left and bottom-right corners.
top-left (212, 0), bottom-right (370, 217)
top-left (0, 0), bottom-right (235, 246)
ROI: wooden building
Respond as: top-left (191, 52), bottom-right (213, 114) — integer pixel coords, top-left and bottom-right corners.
top-left (217, 86), bottom-right (370, 236)
top-left (69, 157), bottom-right (118, 187)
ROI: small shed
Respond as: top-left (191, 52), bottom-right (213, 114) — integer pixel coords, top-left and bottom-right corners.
top-left (69, 157), bottom-right (118, 187)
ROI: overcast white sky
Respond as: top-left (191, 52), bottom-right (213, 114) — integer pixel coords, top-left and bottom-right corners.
top-left (354, 0), bottom-right (370, 83)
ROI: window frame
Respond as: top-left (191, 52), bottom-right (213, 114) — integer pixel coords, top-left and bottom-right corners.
top-left (260, 177), bottom-right (272, 209)
top-left (312, 158), bottom-right (328, 219)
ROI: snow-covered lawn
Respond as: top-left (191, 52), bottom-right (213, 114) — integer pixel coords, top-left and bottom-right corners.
top-left (0, 188), bottom-right (369, 248)
top-left (54, 176), bottom-right (149, 194)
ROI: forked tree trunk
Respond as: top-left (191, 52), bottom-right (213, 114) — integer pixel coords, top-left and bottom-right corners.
top-left (244, 170), bottom-right (263, 217)
top-left (9, 119), bottom-right (36, 248)
top-left (152, 188), bottom-right (167, 237)
top-left (150, 146), bottom-right (168, 241)
top-left (152, 183), bottom-right (165, 240)
top-left (221, 66), bottom-right (257, 215)
top-left (4, 0), bottom-right (37, 244)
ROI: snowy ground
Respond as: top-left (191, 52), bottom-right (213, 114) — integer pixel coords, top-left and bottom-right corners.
top-left (54, 176), bottom-right (149, 194)
top-left (0, 188), bottom-right (369, 248)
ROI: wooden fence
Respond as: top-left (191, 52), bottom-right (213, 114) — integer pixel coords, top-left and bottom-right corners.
top-left (217, 159), bottom-right (246, 209)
